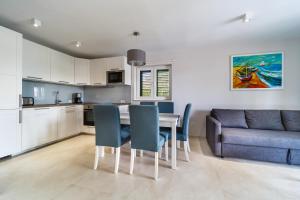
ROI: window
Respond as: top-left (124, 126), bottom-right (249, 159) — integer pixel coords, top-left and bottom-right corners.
top-left (135, 65), bottom-right (171, 100)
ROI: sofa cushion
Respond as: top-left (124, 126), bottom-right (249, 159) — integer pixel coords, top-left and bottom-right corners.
top-left (211, 109), bottom-right (248, 128)
top-left (290, 149), bottom-right (300, 165)
top-left (281, 110), bottom-right (300, 132)
top-left (245, 110), bottom-right (285, 131)
top-left (222, 128), bottom-right (300, 149)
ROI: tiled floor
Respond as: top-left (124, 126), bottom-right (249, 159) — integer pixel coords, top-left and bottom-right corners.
top-left (0, 135), bottom-right (300, 200)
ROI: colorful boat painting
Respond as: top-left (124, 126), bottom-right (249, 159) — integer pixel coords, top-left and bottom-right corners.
top-left (231, 52), bottom-right (283, 90)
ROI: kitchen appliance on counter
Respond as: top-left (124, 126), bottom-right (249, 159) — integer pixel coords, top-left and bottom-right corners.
top-left (22, 97), bottom-right (34, 106)
top-left (107, 70), bottom-right (125, 85)
top-left (72, 93), bottom-right (83, 104)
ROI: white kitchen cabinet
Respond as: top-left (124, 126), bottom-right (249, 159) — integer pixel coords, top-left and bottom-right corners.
top-left (51, 50), bottom-right (75, 84)
top-left (58, 106), bottom-right (78, 139)
top-left (0, 26), bottom-right (22, 158)
top-left (75, 105), bottom-right (83, 133)
top-left (0, 110), bottom-right (20, 157)
top-left (21, 107), bottom-right (58, 151)
top-left (75, 58), bottom-right (90, 85)
top-left (106, 56), bottom-right (128, 71)
top-left (90, 58), bottom-right (107, 86)
top-left (22, 39), bottom-right (51, 81)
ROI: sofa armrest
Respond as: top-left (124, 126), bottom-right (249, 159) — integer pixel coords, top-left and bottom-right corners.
top-left (206, 116), bottom-right (222, 156)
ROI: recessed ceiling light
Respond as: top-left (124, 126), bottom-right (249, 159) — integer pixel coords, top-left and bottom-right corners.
top-left (31, 18), bottom-right (42, 28)
top-left (243, 12), bottom-right (253, 23)
top-left (75, 41), bottom-right (82, 48)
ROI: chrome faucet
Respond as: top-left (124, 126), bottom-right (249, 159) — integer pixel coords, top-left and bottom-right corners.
top-left (55, 91), bottom-right (61, 104)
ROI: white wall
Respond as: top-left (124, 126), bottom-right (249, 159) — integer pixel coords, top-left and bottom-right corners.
top-left (146, 38), bottom-right (300, 137)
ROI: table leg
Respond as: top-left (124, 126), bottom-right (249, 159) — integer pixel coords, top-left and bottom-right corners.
top-left (171, 122), bottom-right (177, 169)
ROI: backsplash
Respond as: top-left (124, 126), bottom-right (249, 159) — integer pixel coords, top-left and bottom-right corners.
top-left (22, 80), bottom-right (83, 104)
top-left (84, 85), bottom-right (131, 103)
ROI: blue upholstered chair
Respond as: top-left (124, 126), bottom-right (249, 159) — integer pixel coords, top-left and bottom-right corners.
top-left (140, 101), bottom-right (155, 105)
top-left (158, 102), bottom-right (174, 113)
top-left (93, 105), bottom-right (131, 173)
top-left (160, 103), bottom-right (192, 161)
top-left (129, 105), bottom-right (167, 180)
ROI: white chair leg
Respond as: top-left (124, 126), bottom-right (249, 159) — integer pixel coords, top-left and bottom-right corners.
top-left (100, 146), bottom-right (105, 157)
top-left (183, 141), bottom-right (190, 162)
top-left (130, 149), bottom-right (135, 174)
top-left (114, 147), bottom-right (120, 174)
top-left (164, 141), bottom-right (168, 161)
top-left (94, 146), bottom-right (99, 170)
top-left (177, 141), bottom-right (181, 149)
top-left (159, 149), bottom-right (162, 159)
top-left (154, 152), bottom-right (159, 180)
top-left (140, 150), bottom-right (143, 157)
top-left (111, 147), bottom-right (115, 154)
top-left (187, 139), bottom-right (191, 152)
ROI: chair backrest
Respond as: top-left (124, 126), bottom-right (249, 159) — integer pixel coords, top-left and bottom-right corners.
top-left (129, 105), bottom-right (160, 152)
top-left (182, 104), bottom-right (192, 139)
top-left (94, 105), bottom-right (121, 147)
top-left (158, 102), bottom-right (174, 113)
top-left (140, 101), bottom-right (155, 105)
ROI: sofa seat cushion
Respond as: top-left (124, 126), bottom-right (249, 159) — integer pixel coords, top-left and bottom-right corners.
top-left (281, 110), bottom-right (300, 132)
top-left (290, 149), bottom-right (300, 165)
top-left (211, 109), bottom-right (248, 128)
top-left (222, 128), bottom-right (300, 149)
top-left (245, 110), bottom-right (285, 131)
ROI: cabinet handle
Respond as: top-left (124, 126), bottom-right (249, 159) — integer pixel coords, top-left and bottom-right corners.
top-left (19, 110), bottom-right (22, 124)
top-left (76, 83), bottom-right (86, 85)
top-left (93, 83), bottom-right (103, 85)
top-left (19, 94), bottom-right (22, 108)
top-left (34, 107), bottom-right (50, 110)
top-left (59, 81), bottom-right (69, 83)
top-left (27, 76), bottom-right (43, 80)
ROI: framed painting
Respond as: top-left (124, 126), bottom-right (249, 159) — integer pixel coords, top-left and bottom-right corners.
top-left (231, 52), bottom-right (284, 90)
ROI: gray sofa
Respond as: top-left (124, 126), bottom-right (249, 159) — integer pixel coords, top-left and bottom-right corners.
top-left (206, 109), bottom-right (300, 165)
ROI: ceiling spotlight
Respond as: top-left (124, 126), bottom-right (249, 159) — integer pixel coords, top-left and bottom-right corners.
top-left (73, 41), bottom-right (82, 48)
top-left (243, 12), bottom-right (253, 23)
top-left (31, 18), bottom-right (42, 28)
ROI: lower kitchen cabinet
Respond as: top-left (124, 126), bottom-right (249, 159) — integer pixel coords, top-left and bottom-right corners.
top-left (21, 105), bottom-right (83, 152)
top-left (22, 107), bottom-right (58, 151)
top-left (0, 110), bottom-right (20, 157)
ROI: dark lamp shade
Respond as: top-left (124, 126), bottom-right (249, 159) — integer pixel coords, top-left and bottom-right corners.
top-left (127, 49), bottom-right (146, 66)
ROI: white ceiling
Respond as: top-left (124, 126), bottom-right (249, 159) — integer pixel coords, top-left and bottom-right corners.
top-left (0, 0), bottom-right (299, 58)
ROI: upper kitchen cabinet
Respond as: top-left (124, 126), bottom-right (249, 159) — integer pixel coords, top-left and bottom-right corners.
top-left (75, 58), bottom-right (90, 85)
top-left (51, 50), bottom-right (75, 84)
top-left (23, 39), bottom-right (51, 81)
top-left (106, 56), bottom-right (129, 71)
top-left (90, 58), bottom-right (107, 86)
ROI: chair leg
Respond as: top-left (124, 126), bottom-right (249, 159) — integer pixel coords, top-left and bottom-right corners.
top-left (183, 141), bottom-right (190, 162)
top-left (177, 141), bottom-right (181, 149)
top-left (114, 147), bottom-right (120, 174)
top-left (100, 146), bottom-right (105, 157)
top-left (140, 150), bottom-right (143, 157)
top-left (111, 147), bottom-right (115, 154)
top-left (94, 146), bottom-right (99, 170)
top-left (187, 140), bottom-right (191, 152)
top-left (159, 150), bottom-right (162, 159)
top-left (164, 141), bottom-right (168, 161)
top-left (130, 149), bottom-right (135, 174)
top-left (154, 152), bottom-right (159, 180)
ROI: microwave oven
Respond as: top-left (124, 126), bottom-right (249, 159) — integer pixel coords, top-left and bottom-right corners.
top-left (106, 70), bottom-right (125, 85)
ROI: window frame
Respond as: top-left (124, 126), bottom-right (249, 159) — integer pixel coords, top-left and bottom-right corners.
top-left (134, 64), bottom-right (172, 101)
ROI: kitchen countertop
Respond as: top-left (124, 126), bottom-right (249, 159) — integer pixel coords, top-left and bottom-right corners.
top-left (22, 102), bottom-right (130, 108)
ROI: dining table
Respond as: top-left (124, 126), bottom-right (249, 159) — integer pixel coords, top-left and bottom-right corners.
top-left (120, 112), bottom-right (180, 169)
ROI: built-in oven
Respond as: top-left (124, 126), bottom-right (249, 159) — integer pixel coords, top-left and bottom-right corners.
top-left (107, 70), bottom-right (125, 85)
top-left (84, 104), bottom-right (94, 126)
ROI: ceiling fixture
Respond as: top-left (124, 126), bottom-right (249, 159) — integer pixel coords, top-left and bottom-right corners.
top-left (243, 12), bottom-right (253, 23)
top-left (127, 31), bottom-right (146, 66)
top-left (75, 41), bottom-right (82, 48)
top-left (31, 18), bottom-right (42, 28)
